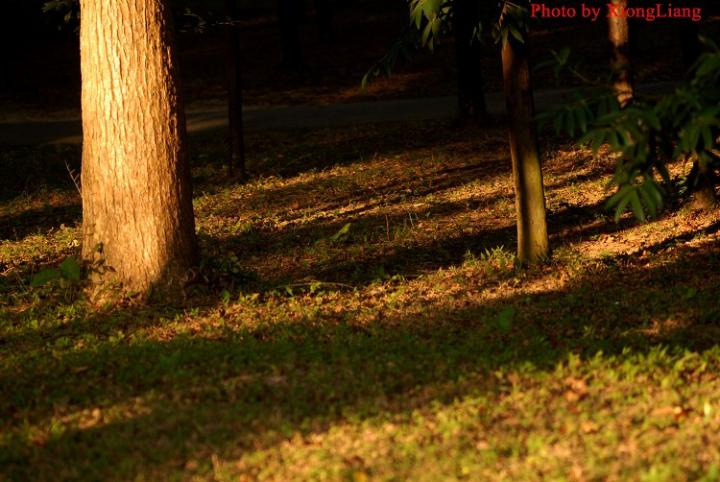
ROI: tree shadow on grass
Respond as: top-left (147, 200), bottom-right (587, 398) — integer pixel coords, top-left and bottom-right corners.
top-left (0, 121), bottom-right (499, 242)
top-left (190, 120), bottom-right (509, 182)
top-left (2, 236), bottom-right (719, 481)
top-left (0, 144), bottom-right (80, 203)
top-left (199, 193), bottom-right (626, 289)
top-left (0, 144), bottom-right (82, 240)
top-left (0, 201), bottom-right (610, 360)
top-left (0, 196), bottom-right (644, 370)
top-left (0, 202), bottom-right (80, 241)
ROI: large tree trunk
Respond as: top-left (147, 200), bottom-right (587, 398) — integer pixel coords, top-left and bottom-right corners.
top-left (608, 0), bottom-right (634, 106)
top-left (453, 0), bottom-right (487, 118)
top-left (79, 0), bottom-right (198, 298)
top-left (501, 30), bottom-right (550, 264)
top-left (225, 0), bottom-right (247, 179)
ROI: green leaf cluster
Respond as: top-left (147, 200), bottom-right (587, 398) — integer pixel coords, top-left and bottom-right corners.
top-left (42, 0), bottom-right (79, 25)
top-left (409, 0), bottom-right (452, 51)
top-left (329, 223), bottom-right (353, 243)
top-left (361, 27), bottom-right (418, 90)
top-left (31, 257), bottom-right (82, 287)
top-left (363, 0), bottom-right (527, 88)
top-left (540, 39), bottom-right (720, 222)
top-left (494, 1), bottom-right (529, 46)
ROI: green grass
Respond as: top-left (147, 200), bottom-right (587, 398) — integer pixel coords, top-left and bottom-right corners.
top-left (2, 121), bottom-right (720, 481)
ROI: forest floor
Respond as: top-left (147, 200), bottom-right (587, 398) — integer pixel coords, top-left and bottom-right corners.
top-left (2, 120), bottom-right (720, 481)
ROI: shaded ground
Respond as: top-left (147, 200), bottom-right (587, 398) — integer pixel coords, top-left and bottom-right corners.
top-left (1, 119), bottom-right (720, 481)
top-left (0, 81), bottom-right (678, 145)
top-left (2, 1), bottom-right (718, 117)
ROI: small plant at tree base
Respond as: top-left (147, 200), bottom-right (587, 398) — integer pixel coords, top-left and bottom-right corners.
top-left (464, 246), bottom-right (517, 274)
top-left (31, 256), bottom-right (83, 302)
top-left (31, 256), bottom-right (82, 287)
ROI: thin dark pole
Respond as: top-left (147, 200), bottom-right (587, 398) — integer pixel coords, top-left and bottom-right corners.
top-left (225, 0), bottom-right (247, 179)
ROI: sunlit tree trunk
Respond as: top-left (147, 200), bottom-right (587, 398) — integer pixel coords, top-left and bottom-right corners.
top-left (608, 0), bottom-right (634, 106)
top-left (79, 0), bottom-right (198, 297)
top-left (501, 27), bottom-right (550, 264)
top-left (453, 0), bottom-right (487, 118)
top-left (225, 0), bottom-right (247, 179)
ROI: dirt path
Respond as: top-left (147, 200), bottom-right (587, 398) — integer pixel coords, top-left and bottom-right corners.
top-left (0, 83), bottom-right (675, 145)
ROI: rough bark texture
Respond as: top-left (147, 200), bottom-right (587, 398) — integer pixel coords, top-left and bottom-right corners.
top-left (225, 0), bottom-right (247, 178)
top-left (79, 0), bottom-right (198, 297)
top-left (608, 0), bottom-right (634, 106)
top-left (453, 0), bottom-right (487, 118)
top-left (501, 34), bottom-right (550, 264)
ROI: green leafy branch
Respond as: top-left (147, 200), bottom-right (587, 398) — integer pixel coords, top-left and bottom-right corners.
top-left (31, 257), bottom-right (82, 287)
top-left (494, 1), bottom-right (528, 46)
top-left (538, 41), bottom-right (720, 222)
top-left (42, 0), bottom-right (79, 26)
top-left (361, 27), bottom-right (419, 90)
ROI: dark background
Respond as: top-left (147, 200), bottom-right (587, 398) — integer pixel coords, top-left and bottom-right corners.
top-left (1, 0), bottom-right (718, 114)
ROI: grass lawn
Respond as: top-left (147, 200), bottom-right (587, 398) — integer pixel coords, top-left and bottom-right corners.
top-left (1, 121), bottom-right (720, 481)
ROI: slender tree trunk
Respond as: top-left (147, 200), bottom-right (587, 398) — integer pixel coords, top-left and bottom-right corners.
top-left (277, 0), bottom-right (303, 67)
top-left (608, 0), bottom-right (634, 106)
top-left (453, 0), bottom-right (487, 118)
top-left (501, 31), bottom-right (550, 264)
top-left (225, 0), bottom-right (247, 179)
top-left (79, 0), bottom-right (198, 297)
